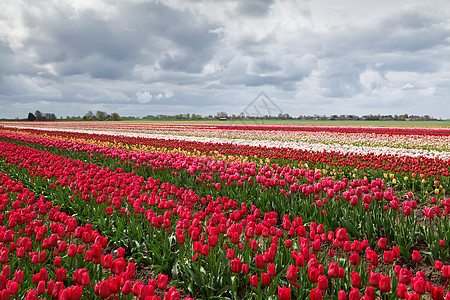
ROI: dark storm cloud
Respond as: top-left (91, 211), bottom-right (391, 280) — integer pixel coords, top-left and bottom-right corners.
top-left (20, 1), bottom-right (220, 79)
top-left (23, 9), bottom-right (142, 69)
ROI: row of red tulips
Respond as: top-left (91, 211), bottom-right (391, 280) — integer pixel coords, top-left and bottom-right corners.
top-left (1, 128), bottom-right (448, 262)
top-left (0, 170), bottom-right (191, 299)
top-left (4, 122), bottom-right (450, 136)
top-left (2, 126), bottom-right (448, 184)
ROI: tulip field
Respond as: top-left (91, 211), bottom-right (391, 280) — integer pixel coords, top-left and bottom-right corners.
top-left (0, 122), bottom-right (449, 300)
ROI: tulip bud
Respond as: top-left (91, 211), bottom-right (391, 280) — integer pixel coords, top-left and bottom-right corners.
top-left (261, 273), bottom-right (271, 286)
top-left (412, 250), bottom-right (420, 263)
top-left (157, 274), bottom-right (168, 290)
top-left (278, 286), bottom-right (291, 300)
top-left (379, 275), bottom-right (391, 293)
top-left (250, 275), bottom-right (258, 287)
top-left (350, 271), bottom-right (361, 288)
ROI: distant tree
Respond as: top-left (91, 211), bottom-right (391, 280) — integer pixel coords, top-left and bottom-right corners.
top-left (28, 112), bottom-right (36, 121)
top-left (96, 111), bottom-right (107, 121)
top-left (191, 113), bottom-right (202, 120)
top-left (216, 112), bottom-right (228, 119)
top-left (111, 112), bottom-right (121, 121)
top-left (83, 111), bottom-right (94, 121)
top-left (35, 110), bottom-right (42, 121)
top-left (44, 113), bottom-right (57, 121)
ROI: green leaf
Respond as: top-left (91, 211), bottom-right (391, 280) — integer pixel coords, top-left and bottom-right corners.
top-left (342, 219), bottom-right (359, 238)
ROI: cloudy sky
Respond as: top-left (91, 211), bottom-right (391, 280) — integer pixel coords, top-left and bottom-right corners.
top-left (0, 0), bottom-right (449, 119)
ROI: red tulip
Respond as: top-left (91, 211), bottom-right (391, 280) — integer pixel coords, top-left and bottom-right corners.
top-left (226, 248), bottom-right (234, 260)
top-left (348, 288), bottom-right (360, 300)
top-left (378, 238), bottom-right (387, 250)
top-left (286, 264), bottom-right (298, 281)
top-left (13, 270), bottom-right (23, 284)
top-left (350, 271), bottom-right (361, 288)
top-left (261, 273), bottom-right (271, 286)
top-left (369, 272), bottom-right (380, 287)
top-left (255, 254), bottom-right (265, 269)
top-left (52, 281), bottom-right (63, 299)
top-left (37, 280), bottom-right (46, 294)
top-left (250, 275), bottom-right (259, 287)
top-left (398, 268), bottom-right (413, 285)
top-left (312, 239), bottom-right (321, 252)
top-left (26, 290), bottom-right (37, 300)
top-left (278, 286), bottom-right (291, 300)
top-left (242, 264), bottom-right (249, 274)
top-left (157, 274), bottom-right (168, 290)
top-left (55, 267), bottom-right (66, 282)
top-left (327, 262), bottom-right (339, 278)
top-left (267, 263), bottom-right (276, 277)
top-left (165, 286), bottom-right (180, 300)
top-left (397, 283), bottom-right (407, 298)
top-left (412, 250), bottom-right (421, 263)
top-left (383, 250), bottom-right (394, 264)
top-left (231, 257), bottom-right (242, 274)
top-left (350, 253), bottom-right (359, 266)
top-left (364, 286), bottom-right (375, 300)
top-left (442, 265), bottom-right (450, 279)
top-left (98, 281), bottom-right (111, 299)
top-left (379, 275), bottom-right (391, 293)
top-left (317, 275), bottom-right (328, 291)
top-left (127, 262), bottom-right (136, 279)
top-left (67, 244), bottom-right (77, 257)
top-left (122, 280), bottom-right (132, 295)
top-left (117, 247), bottom-right (125, 257)
top-left (308, 268), bottom-right (319, 283)
top-left (412, 276), bottom-right (426, 295)
top-left (296, 254), bottom-right (305, 267)
top-left (208, 235), bottom-right (218, 247)
top-left (81, 271), bottom-right (90, 286)
top-left (1, 265), bottom-right (9, 279)
top-left (102, 254), bottom-right (113, 269)
top-left (8, 281), bottom-right (18, 295)
top-left (200, 244), bottom-right (210, 256)
top-left (111, 258), bottom-right (126, 275)
top-left (431, 286), bottom-right (444, 300)
top-left (309, 288), bottom-right (322, 300)
top-left (46, 280), bottom-right (54, 296)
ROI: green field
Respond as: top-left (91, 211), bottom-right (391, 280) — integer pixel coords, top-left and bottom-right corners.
top-left (2, 118), bottom-right (450, 127)
top-left (116, 118), bottom-right (450, 127)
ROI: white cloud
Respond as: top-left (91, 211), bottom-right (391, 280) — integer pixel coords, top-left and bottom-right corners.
top-left (136, 89), bottom-right (173, 103)
top-left (402, 83), bottom-right (414, 90)
top-left (360, 69), bottom-right (385, 93)
top-left (136, 91), bottom-right (153, 103)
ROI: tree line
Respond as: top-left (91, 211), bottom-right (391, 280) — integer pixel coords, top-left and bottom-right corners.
top-left (27, 110), bottom-right (122, 121)
top-left (28, 110), bottom-right (57, 121)
top-left (25, 111), bottom-right (441, 122)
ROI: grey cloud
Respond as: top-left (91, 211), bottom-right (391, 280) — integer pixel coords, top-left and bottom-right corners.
top-left (122, 2), bottom-right (220, 73)
top-left (325, 7), bottom-right (449, 58)
top-left (1, 0), bottom-right (449, 119)
top-left (236, 0), bottom-right (275, 17)
top-left (21, 1), bottom-right (220, 80)
top-left (374, 53), bottom-right (442, 73)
